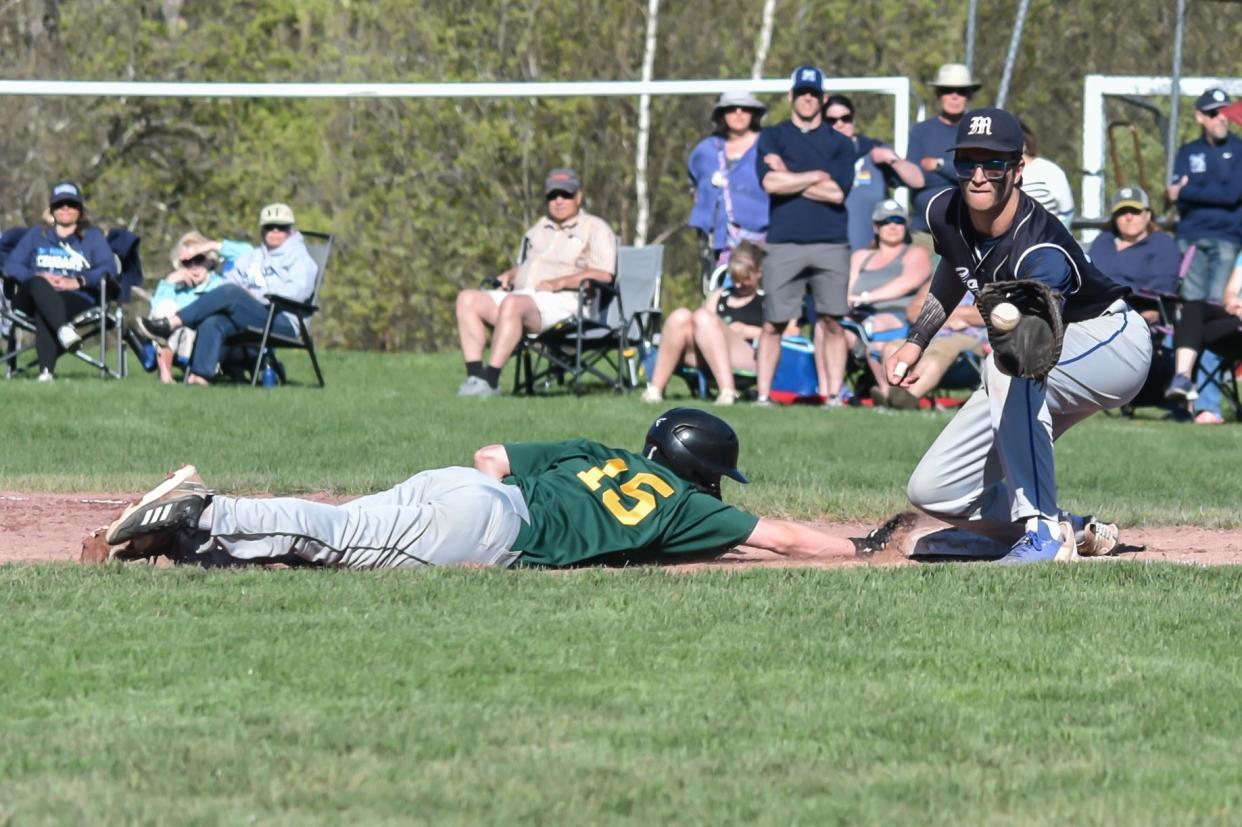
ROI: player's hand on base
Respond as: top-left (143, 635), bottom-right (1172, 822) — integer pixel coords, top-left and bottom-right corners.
top-left (885, 341), bottom-right (924, 387)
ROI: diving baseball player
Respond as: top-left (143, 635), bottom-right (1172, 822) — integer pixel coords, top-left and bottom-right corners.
top-left (104, 409), bottom-right (908, 568)
top-left (884, 108), bottom-right (1152, 563)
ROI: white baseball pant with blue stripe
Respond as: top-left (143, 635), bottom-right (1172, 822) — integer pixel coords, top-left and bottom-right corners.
top-left (193, 467), bottom-right (530, 569)
top-left (906, 300), bottom-right (1151, 543)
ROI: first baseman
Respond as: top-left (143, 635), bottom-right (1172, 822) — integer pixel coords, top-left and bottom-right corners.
top-left (105, 409), bottom-right (909, 568)
top-left (884, 108), bottom-right (1152, 563)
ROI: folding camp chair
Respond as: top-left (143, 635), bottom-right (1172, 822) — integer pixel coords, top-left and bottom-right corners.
top-left (223, 230), bottom-right (333, 387)
top-left (513, 244), bottom-right (664, 395)
top-left (1, 226), bottom-right (141, 379)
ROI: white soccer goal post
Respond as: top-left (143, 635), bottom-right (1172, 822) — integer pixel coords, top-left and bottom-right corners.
top-left (1081, 74), bottom-right (1242, 222)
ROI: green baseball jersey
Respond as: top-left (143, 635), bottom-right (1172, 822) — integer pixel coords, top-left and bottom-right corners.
top-left (504, 439), bottom-right (759, 567)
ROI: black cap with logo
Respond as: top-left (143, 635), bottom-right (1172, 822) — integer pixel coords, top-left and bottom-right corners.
top-left (949, 107), bottom-right (1025, 157)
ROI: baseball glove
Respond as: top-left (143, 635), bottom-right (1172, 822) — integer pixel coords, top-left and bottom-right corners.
top-left (977, 279), bottom-right (1065, 381)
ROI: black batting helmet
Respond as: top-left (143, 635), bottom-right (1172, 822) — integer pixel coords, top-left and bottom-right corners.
top-left (643, 407), bottom-right (749, 499)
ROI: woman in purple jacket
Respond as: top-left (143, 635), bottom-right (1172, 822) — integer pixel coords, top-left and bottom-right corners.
top-left (4, 181), bottom-right (117, 382)
top-left (688, 91), bottom-right (770, 273)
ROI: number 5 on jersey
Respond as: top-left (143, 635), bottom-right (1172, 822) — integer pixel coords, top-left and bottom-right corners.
top-left (576, 458), bottom-right (674, 526)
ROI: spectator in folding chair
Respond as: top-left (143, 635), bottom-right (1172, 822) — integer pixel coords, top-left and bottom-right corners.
top-left (3, 181), bottom-right (117, 382)
top-left (145, 232), bottom-right (227, 384)
top-left (841, 199), bottom-right (931, 406)
top-left (1166, 257), bottom-right (1242, 419)
top-left (687, 90), bottom-right (769, 273)
top-left (876, 278), bottom-right (986, 410)
top-left (134, 203), bottom-right (317, 386)
top-left (455, 168), bottom-right (617, 398)
top-left (1086, 187), bottom-right (1180, 325)
top-left (640, 241), bottom-right (766, 406)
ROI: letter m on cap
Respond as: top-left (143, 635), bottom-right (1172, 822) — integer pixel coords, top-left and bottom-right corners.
top-left (967, 116), bottom-right (993, 136)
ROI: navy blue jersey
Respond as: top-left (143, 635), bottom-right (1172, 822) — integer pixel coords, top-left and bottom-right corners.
top-left (906, 117), bottom-right (959, 232)
top-left (755, 120), bottom-right (855, 244)
top-left (1172, 133), bottom-right (1242, 244)
top-left (924, 188), bottom-right (1128, 325)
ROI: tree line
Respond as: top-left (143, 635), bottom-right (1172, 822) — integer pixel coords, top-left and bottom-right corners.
top-left (1, 0), bottom-right (1238, 351)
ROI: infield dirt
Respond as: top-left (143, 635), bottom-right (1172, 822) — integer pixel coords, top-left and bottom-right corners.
top-left (4, 490), bottom-right (1241, 569)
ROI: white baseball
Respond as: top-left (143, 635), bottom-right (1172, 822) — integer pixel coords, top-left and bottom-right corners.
top-left (990, 301), bottom-right (1021, 332)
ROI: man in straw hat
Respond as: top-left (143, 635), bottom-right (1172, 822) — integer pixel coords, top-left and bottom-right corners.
top-left (907, 63), bottom-right (982, 249)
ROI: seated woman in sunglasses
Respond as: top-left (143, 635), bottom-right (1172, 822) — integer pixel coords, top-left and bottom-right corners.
top-left (146, 232), bottom-right (227, 384)
top-left (842, 199), bottom-right (931, 405)
top-left (136, 203), bottom-right (317, 385)
top-left (885, 107), bottom-right (1148, 564)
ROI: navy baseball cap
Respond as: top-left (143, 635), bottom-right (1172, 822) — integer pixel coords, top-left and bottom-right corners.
top-left (789, 65), bottom-right (825, 94)
top-left (49, 181), bottom-right (84, 208)
top-left (949, 108), bottom-right (1024, 156)
top-left (1196, 88), bottom-right (1231, 113)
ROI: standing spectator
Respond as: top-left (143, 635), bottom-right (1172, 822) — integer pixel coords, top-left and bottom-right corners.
top-left (754, 65), bottom-right (856, 406)
top-left (1018, 119), bottom-right (1075, 228)
top-left (4, 181), bottom-right (117, 382)
top-left (1166, 88), bottom-right (1242, 421)
top-left (687, 91), bottom-right (769, 274)
top-left (454, 169), bottom-right (617, 397)
top-left (135, 203), bottom-right (318, 386)
top-left (1168, 88), bottom-right (1242, 305)
top-left (822, 94), bottom-right (925, 251)
top-left (907, 63), bottom-right (981, 249)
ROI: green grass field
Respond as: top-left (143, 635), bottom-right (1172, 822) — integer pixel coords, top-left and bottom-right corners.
top-left (3, 351), bottom-right (1241, 823)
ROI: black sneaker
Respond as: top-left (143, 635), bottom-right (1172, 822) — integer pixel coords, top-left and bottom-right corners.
top-left (134, 316), bottom-right (174, 346)
top-left (850, 511), bottom-right (919, 557)
top-left (106, 465), bottom-right (211, 545)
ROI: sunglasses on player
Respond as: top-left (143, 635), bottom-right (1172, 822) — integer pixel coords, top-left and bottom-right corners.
top-left (953, 158), bottom-right (1019, 181)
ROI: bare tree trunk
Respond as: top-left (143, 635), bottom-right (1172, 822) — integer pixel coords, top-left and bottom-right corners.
top-left (633, 0), bottom-right (659, 247)
top-left (751, 0), bottom-right (778, 79)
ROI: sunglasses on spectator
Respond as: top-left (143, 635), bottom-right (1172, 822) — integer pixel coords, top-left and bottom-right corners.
top-left (262, 224), bottom-right (292, 233)
top-left (824, 113), bottom-right (854, 126)
top-left (721, 106), bottom-right (754, 114)
top-left (953, 158), bottom-right (1019, 181)
top-left (51, 201), bottom-right (79, 210)
top-left (875, 216), bottom-right (907, 226)
top-left (546, 190), bottom-right (576, 201)
top-left (937, 87), bottom-right (972, 97)
top-left (180, 255), bottom-right (210, 268)
top-left (1113, 208), bottom-right (1146, 218)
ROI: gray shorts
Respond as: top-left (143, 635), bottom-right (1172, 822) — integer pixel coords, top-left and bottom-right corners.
top-left (762, 242), bottom-right (850, 322)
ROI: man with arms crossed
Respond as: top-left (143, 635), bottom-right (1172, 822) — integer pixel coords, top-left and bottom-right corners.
top-left (754, 65), bottom-right (856, 406)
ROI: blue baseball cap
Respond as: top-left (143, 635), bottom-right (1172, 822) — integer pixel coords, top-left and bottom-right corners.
top-left (1196, 88), bottom-right (1231, 113)
top-left (49, 181), bottom-right (84, 208)
top-left (789, 65), bottom-right (825, 94)
top-left (949, 107), bottom-right (1024, 156)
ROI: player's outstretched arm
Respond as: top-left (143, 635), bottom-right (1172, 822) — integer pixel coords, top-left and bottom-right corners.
top-left (744, 517), bottom-right (856, 560)
top-left (473, 444), bottom-right (512, 480)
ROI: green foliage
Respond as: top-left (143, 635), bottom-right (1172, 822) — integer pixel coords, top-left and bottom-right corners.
top-left (3, 564), bottom-right (1242, 823)
top-left (1, 350), bottom-right (1239, 528)
top-left (0, 1), bottom-right (1239, 350)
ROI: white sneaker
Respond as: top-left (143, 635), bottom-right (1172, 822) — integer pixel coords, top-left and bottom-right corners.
top-left (715, 389), bottom-right (738, 406)
top-left (1079, 517), bottom-right (1120, 556)
top-left (640, 385), bottom-right (663, 403)
top-left (37, 369), bottom-right (54, 383)
top-left (57, 324), bottom-right (81, 351)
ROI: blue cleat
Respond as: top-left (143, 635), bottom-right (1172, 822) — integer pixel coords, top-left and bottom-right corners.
top-left (997, 520), bottom-right (1079, 565)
